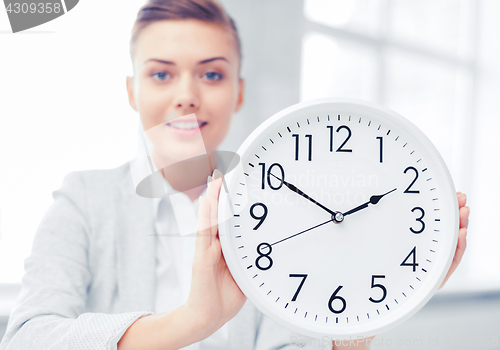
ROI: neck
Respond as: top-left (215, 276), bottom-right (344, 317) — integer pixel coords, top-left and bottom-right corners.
top-left (152, 150), bottom-right (216, 202)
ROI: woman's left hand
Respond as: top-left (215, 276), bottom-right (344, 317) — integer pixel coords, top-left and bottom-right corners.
top-left (439, 191), bottom-right (470, 289)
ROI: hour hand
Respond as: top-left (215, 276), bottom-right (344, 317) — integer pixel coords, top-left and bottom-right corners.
top-left (343, 188), bottom-right (397, 217)
top-left (268, 172), bottom-right (336, 216)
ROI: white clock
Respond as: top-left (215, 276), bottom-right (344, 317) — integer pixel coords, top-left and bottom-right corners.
top-left (218, 98), bottom-right (458, 339)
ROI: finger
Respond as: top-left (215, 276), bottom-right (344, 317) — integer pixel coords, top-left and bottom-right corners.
top-left (457, 192), bottom-right (467, 208)
top-left (460, 205), bottom-right (470, 229)
top-left (439, 227), bottom-right (467, 289)
top-left (208, 184), bottom-right (219, 242)
top-left (455, 227), bottom-right (467, 266)
top-left (196, 196), bottom-right (211, 252)
top-left (213, 169), bottom-right (224, 200)
top-left (212, 170), bottom-right (224, 239)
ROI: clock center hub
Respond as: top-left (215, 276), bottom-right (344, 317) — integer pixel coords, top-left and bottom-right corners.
top-left (332, 211), bottom-right (344, 224)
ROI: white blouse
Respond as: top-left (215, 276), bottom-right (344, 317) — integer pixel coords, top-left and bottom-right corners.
top-left (152, 176), bottom-right (231, 350)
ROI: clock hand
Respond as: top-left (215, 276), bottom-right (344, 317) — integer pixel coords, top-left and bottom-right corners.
top-left (269, 172), bottom-right (336, 216)
top-left (270, 219), bottom-right (333, 246)
top-left (343, 188), bottom-right (397, 217)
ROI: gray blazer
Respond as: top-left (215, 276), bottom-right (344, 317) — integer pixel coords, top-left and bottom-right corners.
top-left (0, 162), bottom-right (328, 350)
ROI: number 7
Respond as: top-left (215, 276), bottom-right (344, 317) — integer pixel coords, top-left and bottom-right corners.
top-left (289, 274), bottom-right (308, 301)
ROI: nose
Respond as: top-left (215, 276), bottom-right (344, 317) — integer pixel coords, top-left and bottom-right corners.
top-left (173, 73), bottom-right (199, 114)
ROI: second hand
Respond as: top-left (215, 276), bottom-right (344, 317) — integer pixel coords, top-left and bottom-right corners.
top-left (270, 219), bottom-right (333, 246)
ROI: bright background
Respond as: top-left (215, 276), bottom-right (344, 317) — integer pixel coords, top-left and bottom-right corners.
top-left (1, 0), bottom-right (499, 346)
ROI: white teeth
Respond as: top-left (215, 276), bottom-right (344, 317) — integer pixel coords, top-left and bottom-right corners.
top-left (167, 122), bottom-right (201, 130)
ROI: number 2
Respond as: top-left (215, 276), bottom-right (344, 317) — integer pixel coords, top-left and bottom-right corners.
top-left (403, 166), bottom-right (420, 194)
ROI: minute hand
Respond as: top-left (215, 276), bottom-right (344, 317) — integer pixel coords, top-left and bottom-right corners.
top-left (343, 188), bottom-right (397, 216)
top-left (269, 173), bottom-right (336, 216)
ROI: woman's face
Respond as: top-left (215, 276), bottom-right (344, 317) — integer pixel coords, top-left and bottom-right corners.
top-left (126, 19), bottom-right (244, 164)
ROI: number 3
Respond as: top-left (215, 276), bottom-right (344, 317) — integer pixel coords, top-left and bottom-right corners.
top-left (410, 207), bottom-right (425, 234)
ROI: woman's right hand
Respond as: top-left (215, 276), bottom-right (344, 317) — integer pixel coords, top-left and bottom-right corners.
top-left (183, 171), bottom-right (247, 340)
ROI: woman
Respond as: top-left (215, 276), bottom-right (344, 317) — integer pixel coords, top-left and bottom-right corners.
top-left (0, 0), bottom-right (470, 349)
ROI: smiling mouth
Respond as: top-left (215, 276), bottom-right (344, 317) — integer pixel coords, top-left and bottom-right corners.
top-left (166, 121), bottom-right (207, 130)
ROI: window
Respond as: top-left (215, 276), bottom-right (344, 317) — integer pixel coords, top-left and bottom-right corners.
top-left (301, 0), bottom-right (500, 292)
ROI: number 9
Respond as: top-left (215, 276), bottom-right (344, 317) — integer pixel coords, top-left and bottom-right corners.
top-left (250, 202), bottom-right (268, 230)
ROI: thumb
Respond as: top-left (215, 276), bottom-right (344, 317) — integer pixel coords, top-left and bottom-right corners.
top-left (195, 191), bottom-right (212, 252)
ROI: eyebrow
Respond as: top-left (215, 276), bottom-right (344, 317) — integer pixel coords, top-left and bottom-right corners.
top-left (144, 57), bottom-right (229, 65)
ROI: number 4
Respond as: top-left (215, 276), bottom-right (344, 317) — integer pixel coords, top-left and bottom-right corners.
top-left (400, 246), bottom-right (419, 272)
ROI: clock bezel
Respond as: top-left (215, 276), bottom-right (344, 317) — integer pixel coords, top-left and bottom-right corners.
top-left (218, 98), bottom-right (459, 339)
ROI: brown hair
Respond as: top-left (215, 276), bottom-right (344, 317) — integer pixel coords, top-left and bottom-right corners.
top-left (129, 0), bottom-right (242, 75)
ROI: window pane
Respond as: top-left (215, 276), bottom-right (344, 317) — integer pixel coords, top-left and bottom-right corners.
top-left (384, 48), bottom-right (459, 170)
top-left (300, 32), bottom-right (377, 102)
top-left (388, 0), bottom-right (461, 56)
top-left (304, 0), bottom-right (382, 37)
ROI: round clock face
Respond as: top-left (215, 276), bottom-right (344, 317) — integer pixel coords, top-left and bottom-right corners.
top-left (219, 99), bottom-right (458, 339)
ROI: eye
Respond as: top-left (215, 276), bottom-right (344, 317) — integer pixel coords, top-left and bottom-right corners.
top-left (152, 72), bottom-right (170, 81)
top-left (204, 71), bottom-right (223, 81)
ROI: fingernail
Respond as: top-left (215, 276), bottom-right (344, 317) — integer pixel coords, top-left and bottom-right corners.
top-left (213, 169), bottom-right (223, 180)
top-left (207, 175), bottom-right (212, 184)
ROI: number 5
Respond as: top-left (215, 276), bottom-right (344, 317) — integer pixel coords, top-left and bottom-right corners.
top-left (368, 275), bottom-right (387, 303)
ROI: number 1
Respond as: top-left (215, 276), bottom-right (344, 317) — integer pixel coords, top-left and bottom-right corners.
top-left (377, 136), bottom-right (383, 163)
